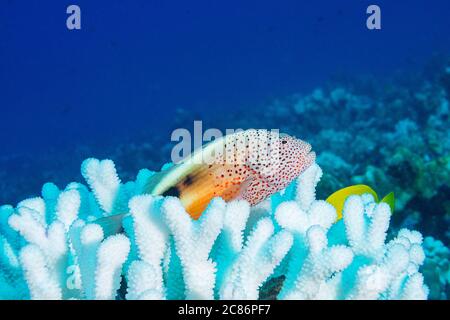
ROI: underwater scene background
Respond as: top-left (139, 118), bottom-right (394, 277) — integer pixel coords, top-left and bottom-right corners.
top-left (0, 1), bottom-right (449, 299)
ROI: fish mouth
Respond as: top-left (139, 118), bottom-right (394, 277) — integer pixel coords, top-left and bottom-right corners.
top-left (306, 150), bottom-right (316, 165)
top-left (295, 139), bottom-right (315, 166)
top-left (293, 150), bottom-right (315, 176)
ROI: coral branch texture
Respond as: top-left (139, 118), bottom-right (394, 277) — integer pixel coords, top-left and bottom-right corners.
top-left (0, 159), bottom-right (429, 299)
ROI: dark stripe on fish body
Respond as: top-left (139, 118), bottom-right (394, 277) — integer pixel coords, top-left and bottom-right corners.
top-left (183, 174), bottom-right (194, 186)
top-left (162, 186), bottom-right (180, 197)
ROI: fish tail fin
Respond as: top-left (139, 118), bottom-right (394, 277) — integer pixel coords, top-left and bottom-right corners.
top-left (93, 213), bottom-right (126, 237)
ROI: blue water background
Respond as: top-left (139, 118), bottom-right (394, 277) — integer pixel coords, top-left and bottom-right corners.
top-left (1, 0), bottom-right (449, 157)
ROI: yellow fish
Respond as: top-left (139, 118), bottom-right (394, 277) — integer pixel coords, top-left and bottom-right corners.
top-left (326, 185), bottom-right (395, 221)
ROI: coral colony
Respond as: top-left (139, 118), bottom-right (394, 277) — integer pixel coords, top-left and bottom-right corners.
top-left (0, 157), bottom-right (429, 299)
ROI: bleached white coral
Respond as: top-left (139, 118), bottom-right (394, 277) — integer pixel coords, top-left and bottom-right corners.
top-left (123, 195), bottom-right (168, 300)
top-left (0, 158), bottom-right (430, 300)
top-left (1, 161), bottom-right (132, 300)
top-left (70, 222), bottom-right (130, 299)
top-left (162, 197), bottom-right (225, 299)
top-left (218, 218), bottom-right (293, 299)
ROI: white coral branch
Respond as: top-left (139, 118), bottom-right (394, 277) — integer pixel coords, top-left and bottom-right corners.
top-left (162, 197), bottom-right (226, 299)
top-left (220, 218), bottom-right (293, 299)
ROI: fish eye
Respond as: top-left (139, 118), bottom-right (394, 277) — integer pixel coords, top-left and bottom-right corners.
top-left (281, 140), bottom-right (287, 144)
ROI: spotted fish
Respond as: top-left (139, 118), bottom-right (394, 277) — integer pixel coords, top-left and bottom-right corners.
top-left (146, 129), bottom-right (315, 218)
top-left (97, 129), bottom-right (315, 234)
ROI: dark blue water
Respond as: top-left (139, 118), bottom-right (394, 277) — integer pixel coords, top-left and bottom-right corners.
top-left (1, 0), bottom-right (449, 156)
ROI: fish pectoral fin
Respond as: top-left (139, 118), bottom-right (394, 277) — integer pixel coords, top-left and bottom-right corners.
top-left (172, 164), bottom-right (248, 219)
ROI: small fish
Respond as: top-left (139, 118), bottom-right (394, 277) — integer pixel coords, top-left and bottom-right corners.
top-left (97, 129), bottom-right (315, 234)
top-left (326, 185), bottom-right (395, 221)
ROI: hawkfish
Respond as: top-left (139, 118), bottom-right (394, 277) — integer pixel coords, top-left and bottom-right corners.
top-left (97, 129), bottom-right (315, 235)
